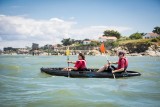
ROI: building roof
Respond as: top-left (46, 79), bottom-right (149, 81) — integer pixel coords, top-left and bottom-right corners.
top-left (99, 36), bottom-right (117, 39)
top-left (145, 33), bottom-right (159, 36)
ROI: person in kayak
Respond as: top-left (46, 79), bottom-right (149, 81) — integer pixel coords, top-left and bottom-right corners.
top-left (97, 51), bottom-right (128, 73)
top-left (62, 53), bottom-right (87, 71)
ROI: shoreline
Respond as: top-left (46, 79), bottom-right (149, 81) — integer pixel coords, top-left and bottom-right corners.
top-left (1, 52), bottom-right (160, 57)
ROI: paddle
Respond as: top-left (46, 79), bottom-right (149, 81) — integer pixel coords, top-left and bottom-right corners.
top-left (67, 57), bottom-right (69, 69)
top-left (67, 56), bottom-right (70, 77)
top-left (66, 47), bottom-right (70, 77)
top-left (100, 42), bottom-right (116, 79)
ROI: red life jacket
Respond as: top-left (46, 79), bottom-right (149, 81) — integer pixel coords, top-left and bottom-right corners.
top-left (74, 60), bottom-right (87, 70)
top-left (117, 57), bottom-right (128, 70)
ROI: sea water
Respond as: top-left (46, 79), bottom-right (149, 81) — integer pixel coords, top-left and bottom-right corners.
top-left (0, 55), bottom-right (160, 107)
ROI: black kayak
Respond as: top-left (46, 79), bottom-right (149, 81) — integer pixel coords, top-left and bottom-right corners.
top-left (41, 68), bottom-right (141, 78)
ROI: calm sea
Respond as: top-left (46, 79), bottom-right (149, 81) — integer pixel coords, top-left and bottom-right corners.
top-left (0, 55), bottom-right (160, 107)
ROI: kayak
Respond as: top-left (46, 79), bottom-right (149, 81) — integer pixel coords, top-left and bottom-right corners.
top-left (40, 68), bottom-right (141, 78)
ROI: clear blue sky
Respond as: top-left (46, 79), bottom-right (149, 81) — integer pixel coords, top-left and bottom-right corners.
top-left (0, 0), bottom-right (159, 35)
top-left (0, 0), bottom-right (160, 49)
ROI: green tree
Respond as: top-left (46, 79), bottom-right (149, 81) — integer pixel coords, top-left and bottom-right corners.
top-left (129, 32), bottom-right (142, 39)
top-left (152, 26), bottom-right (160, 34)
top-left (61, 38), bottom-right (74, 46)
top-left (89, 41), bottom-right (100, 46)
top-left (104, 41), bottom-right (119, 48)
top-left (103, 30), bottom-right (121, 39)
top-left (57, 44), bottom-right (62, 47)
top-left (140, 33), bottom-right (146, 36)
top-left (84, 38), bottom-right (90, 41)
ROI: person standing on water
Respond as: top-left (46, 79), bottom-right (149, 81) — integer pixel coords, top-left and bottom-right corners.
top-left (62, 53), bottom-right (87, 71)
top-left (97, 51), bottom-right (128, 73)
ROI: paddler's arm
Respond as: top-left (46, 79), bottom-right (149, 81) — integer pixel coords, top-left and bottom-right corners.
top-left (112, 68), bottom-right (124, 73)
top-left (68, 61), bottom-right (76, 64)
top-left (110, 62), bottom-right (118, 64)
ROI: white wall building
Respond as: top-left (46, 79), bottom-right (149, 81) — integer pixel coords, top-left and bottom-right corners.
top-left (98, 36), bottom-right (117, 42)
top-left (143, 33), bottom-right (160, 39)
top-left (83, 40), bottom-right (91, 45)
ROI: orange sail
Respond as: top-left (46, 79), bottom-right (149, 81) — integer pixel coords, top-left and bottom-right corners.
top-left (100, 43), bottom-right (106, 53)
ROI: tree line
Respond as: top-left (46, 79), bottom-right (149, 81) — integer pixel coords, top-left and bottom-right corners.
top-left (103, 26), bottom-right (160, 40)
top-left (127, 26), bottom-right (160, 40)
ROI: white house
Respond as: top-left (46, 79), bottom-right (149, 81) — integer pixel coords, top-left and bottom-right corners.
top-left (143, 33), bottom-right (160, 39)
top-left (98, 36), bottom-right (117, 42)
top-left (83, 40), bottom-right (91, 45)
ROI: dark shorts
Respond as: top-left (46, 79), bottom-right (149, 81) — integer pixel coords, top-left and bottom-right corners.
top-left (103, 65), bottom-right (116, 73)
top-left (103, 65), bottom-right (125, 73)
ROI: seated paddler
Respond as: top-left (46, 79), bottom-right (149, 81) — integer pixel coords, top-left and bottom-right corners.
top-left (97, 51), bottom-right (128, 73)
top-left (62, 53), bottom-right (87, 71)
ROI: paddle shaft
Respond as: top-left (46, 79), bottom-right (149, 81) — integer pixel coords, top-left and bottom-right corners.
top-left (100, 43), bottom-right (115, 78)
top-left (67, 56), bottom-right (70, 77)
top-left (113, 73), bottom-right (116, 79)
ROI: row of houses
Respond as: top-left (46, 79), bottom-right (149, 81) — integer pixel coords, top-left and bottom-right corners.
top-left (83, 33), bottom-right (160, 45)
top-left (99, 33), bottom-right (160, 42)
top-left (83, 36), bottom-right (117, 45)
top-left (2, 33), bottom-right (159, 54)
top-left (3, 47), bottom-right (30, 54)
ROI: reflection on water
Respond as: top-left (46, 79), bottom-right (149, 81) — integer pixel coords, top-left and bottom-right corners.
top-left (0, 55), bottom-right (160, 107)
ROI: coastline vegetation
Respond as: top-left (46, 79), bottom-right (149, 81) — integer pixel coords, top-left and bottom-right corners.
top-left (1, 26), bottom-right (160, 56)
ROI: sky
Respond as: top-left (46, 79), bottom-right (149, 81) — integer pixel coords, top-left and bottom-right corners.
top-left (0, 0), bottom-right (160, 49)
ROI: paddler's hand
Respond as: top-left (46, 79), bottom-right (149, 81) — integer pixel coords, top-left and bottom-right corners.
top-left (107, 60), bottom-right (111, 65)
top-left (67, 61), bottom-right (72, 63)
top-left (112, 70), bottom-right (116, 74)
top-left (108, 61), bottom-right (112, 66)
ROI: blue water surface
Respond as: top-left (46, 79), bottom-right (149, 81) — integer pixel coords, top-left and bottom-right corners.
top-left (0, 55), bottom-right (160, 107)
